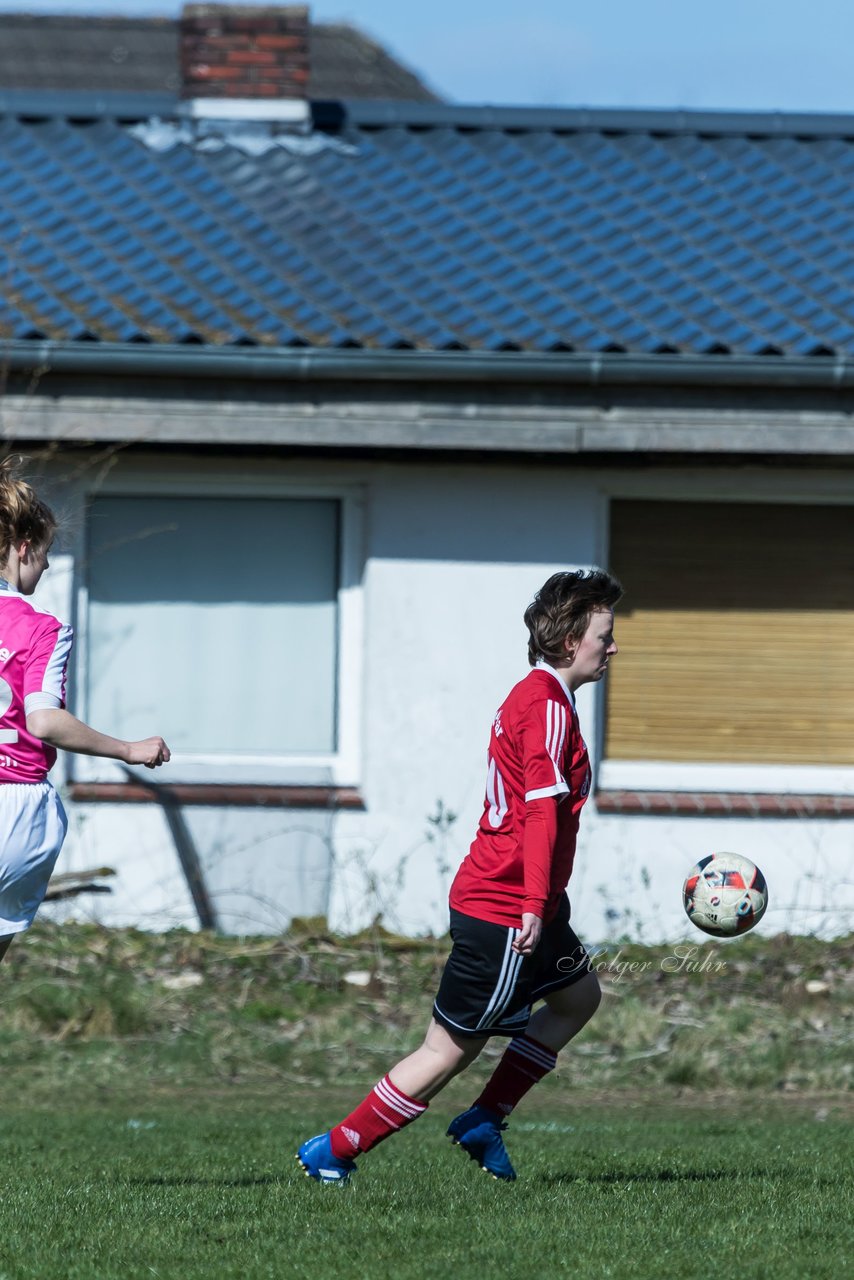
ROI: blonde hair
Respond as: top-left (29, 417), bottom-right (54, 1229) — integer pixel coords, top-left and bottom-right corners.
top-left (0, 456), bottom-right (57, 567)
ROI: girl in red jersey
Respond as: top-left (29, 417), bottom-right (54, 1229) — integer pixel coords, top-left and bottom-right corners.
top-left (298, 568), bottom-right (622, 1183)
top-left (0, 457), bottom-right (170, 965)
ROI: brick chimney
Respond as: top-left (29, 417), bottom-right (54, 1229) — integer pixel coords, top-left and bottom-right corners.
top-left (180, 4), bottom-right (310, 99)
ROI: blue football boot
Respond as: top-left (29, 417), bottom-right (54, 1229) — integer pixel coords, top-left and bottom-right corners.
top-left (447, 1105), bottom-right (517, 1181)
top-left (296, 1132), bottom-right (357, 1185)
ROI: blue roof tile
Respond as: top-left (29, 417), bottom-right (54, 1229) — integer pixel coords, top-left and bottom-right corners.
top-left (3, 101), bottom-right (854, 355)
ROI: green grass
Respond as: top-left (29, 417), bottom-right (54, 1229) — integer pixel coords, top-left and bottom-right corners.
top-left (0, 1093), bottom-right (849, 1280)
top-left (0, 924), bottom-right (850, 1276)
top-left (2, 923), bottom-right (851, 1099)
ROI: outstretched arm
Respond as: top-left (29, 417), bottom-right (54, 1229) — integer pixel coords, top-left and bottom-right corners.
top-left (27, 708), bottom-right (170, 768)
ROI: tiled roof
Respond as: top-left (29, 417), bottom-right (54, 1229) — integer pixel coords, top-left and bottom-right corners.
top-left (2, 98), bottom-right (854, 356)
top-left (0, 13), bottom-right (440, 101)
top-left (308, 24), bottom-right (440, 103)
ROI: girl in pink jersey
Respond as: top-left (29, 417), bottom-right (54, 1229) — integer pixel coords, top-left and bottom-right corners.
top-left (0, 457), bottom-right (170, 964)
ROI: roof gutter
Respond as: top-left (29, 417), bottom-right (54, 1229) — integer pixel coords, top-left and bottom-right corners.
top-left (4, 91), bottom-right (854, 141)
top-left (3, 341), bottom-right (854, 391)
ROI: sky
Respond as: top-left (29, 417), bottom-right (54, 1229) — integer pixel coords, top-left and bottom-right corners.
top-left (4, 0), bottom-right (854, 115)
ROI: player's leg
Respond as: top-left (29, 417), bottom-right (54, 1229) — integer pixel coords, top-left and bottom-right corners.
top-left (389, 1016), bottom-right (487, 1101)
top-left (0, 783), bottom-right (66, 970)
top-left (296, 1018), bottom-right (487, 1183)
top-left (449, 904), bottom-right (599, 1178)
top-left (441, 913), bottom-right (543, 1181)
top-left (466, 970), bottom-right (600, 1119)
top-left (525, 968), bottom-right (601, 1050)
top-left (297, 909), bottom-right (510, 1183)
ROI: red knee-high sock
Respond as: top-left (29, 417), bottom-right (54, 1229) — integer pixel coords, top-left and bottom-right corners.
top-left (329, 1075), bottom-right (428, 1158)
top-left (475, 1034), bottom-right (557, 1116)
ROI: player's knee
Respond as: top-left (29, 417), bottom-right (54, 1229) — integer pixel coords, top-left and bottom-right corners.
top-left (547, 971), bottom-right (601, 1027)
top-left (425, 1019), bottom-right (484, 1070)
top-left (444, 1035), bottom-right (484, 1073)
top-left (580, 971), bottom-right (602, 1022)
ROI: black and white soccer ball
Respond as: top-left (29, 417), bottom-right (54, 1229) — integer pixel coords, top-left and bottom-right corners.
top-left (683, 852), bottom-right (768, 937)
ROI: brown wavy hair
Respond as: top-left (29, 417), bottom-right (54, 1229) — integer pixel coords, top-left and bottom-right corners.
top-left (525, 569), bottom-right (623, 667)
top-left (0, 455), bottom-right (57, 567)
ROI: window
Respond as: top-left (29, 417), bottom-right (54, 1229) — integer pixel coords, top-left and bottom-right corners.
top-left (601, 499), bottom-right (854, 790)
top-left (75, 490), bottom-right (362, 787)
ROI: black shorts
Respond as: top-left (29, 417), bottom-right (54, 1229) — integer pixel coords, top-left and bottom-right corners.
top-left (432, 896), bottom-right (592, 1039)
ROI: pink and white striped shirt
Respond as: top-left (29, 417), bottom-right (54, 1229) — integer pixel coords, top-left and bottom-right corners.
top-left (0, 580), bottom-right (72, 782)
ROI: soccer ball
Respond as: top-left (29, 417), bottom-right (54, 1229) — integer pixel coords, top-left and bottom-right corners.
top-left (682, 853), bottom-right (768, 937)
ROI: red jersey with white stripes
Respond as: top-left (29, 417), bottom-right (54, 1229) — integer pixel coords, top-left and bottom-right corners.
top-left (450, 663), bottom-right (591, 928)
top-left (0, 580), bottom-right (72, 782)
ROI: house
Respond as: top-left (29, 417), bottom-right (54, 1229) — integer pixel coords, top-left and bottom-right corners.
top-left (1, 5), bottom-right (851, 941)
top-left (0, 7), bottom-right (440, 101)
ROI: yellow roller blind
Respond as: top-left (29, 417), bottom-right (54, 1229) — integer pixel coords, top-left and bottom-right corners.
top-left (605, 500), bottom-right (854, 765)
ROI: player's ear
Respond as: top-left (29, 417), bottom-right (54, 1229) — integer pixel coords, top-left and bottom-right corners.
top-left (14, 539), bottom-right (30, 563)
top-left (562, 634), bottom-right (576, 663)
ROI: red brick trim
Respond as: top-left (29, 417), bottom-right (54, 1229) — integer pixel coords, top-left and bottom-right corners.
top-left (181, 4), bottom-right (310, 99)
top-left (68, 782), bottom-right (364, 810)
top-left (256, 34), bottom-right (306, 50)
top-left (594, 790), bottom-right (854, 817)
top-left (229, 51), bottom-right (279, 66)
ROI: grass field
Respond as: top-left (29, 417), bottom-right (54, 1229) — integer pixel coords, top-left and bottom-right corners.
top-left (0, 924), bottom-right (851, 1278)
top-left (0, 1093), bottom-right (850, 1280)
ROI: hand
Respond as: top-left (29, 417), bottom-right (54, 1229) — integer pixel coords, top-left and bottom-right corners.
top-left (125, 737), bottom-right (171, 769)
top-left (512, 912), bottom-right (542, 956)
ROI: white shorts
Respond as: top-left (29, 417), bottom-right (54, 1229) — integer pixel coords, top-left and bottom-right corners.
top-left (0, 782), bottom-right (68, 935)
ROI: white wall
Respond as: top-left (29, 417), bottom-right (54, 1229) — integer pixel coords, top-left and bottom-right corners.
top-left (35, 454), bottom-right (854, 943)
top-left (328, 462), bottom-right (602, 935)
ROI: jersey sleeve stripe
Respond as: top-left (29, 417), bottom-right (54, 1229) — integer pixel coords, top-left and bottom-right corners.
top-left (546, 699), bottom-right (567, 786)
top-left (546, 700), bottom-right (557, 762)
top-left (525, 781), bottom-right (570, 801)
top-left (24, 691), bottom-right (62, 714)
top-left (40, 623), bottom-right (72, 705)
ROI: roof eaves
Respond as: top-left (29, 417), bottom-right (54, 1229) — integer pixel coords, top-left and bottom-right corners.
top-left (5, 89), bottom-right (854, 140)
top-left (0, 87), bottom-right (178, 121)
top-left (5, 90), bottom-right (854, 140)
top-left (339, 100), bottom-right (854, 138)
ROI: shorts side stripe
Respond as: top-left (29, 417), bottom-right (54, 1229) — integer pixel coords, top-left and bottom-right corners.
top-left (476, 930), bottom-right (523, 1030)
top-left (432, 999), bottom-right (530, 1036)
top-left (483, 951), bottom-right (524, 1028)
top-left (475, 928), bottom-right (516, 1030)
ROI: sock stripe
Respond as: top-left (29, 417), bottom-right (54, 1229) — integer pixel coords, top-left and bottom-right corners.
top-left (509, 1037), bottom-right (557, 1072)
top-left (370, 1103), bottom-right (403, 1131)
top-left (374, 1076), bottom-right (427, 1119)
top-left (331, 1076), bottom-right (428, 1158)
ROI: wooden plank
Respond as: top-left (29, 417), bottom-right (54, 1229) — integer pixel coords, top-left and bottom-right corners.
top-left (607, 499), bottom-right (854, 765)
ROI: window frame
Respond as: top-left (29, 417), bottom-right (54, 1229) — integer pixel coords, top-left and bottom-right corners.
top-left (596, 476), bottom-right (854, 800)
top-left (70, 468), bottom-right (365, 790)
